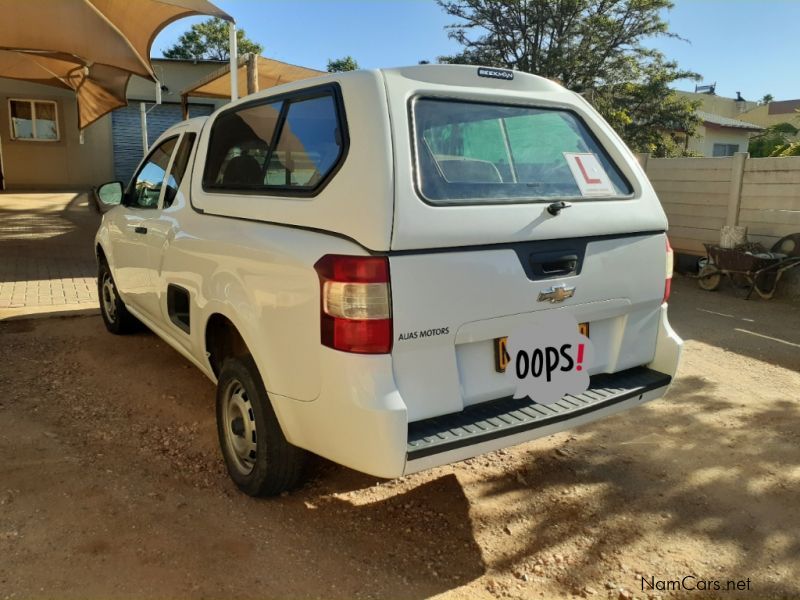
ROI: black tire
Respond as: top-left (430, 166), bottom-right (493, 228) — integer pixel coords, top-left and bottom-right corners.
top-left (98, 260), bottom-right (139, 334)
top-left (216, 355), bottom-right (307, 497)
top-left (697, 264), bottom-right (722, 291)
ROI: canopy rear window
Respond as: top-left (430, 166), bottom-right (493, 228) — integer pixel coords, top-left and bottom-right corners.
top-left (413, 98), bottom-right (632, 204)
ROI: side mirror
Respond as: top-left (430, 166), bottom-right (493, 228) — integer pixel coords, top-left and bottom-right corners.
top-left (95, 181), bottom-right (124, 212)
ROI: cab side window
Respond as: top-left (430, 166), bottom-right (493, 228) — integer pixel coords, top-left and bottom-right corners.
top-left (202, 87), bottom-right (345, 194)
top-left (128, 137), bottom-right (178, 209)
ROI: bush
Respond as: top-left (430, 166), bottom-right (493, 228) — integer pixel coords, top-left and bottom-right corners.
top-left (769, 142), bottom-right (800, 157)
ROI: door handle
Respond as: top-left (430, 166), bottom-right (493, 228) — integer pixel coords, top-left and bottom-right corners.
top-left (529, 252), bottom-right (578, 277)
top-left (134, 226), bottom-right (148, 235)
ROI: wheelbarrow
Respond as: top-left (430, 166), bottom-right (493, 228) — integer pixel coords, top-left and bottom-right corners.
top-left (697, 234), bottom-right (800, 300)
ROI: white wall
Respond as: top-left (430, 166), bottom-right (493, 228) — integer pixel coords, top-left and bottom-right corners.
top-left (688, 124), bottom-right (753, 157)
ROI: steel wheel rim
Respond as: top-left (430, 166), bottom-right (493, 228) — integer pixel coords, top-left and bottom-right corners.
top-left (222, 379), bottom-right (257, 475)
top-left (101, 273), bottom-right (117, 322)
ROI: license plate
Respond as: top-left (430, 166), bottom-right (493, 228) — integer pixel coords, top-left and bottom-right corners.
top-left (494, 323), bottom-right (589, 373)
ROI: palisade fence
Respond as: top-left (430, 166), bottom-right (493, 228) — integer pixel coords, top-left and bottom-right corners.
top-left (638, 152), bottom-right (800, 257)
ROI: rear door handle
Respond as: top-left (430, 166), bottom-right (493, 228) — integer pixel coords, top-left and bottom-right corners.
top-left (134, 226), bottom-right (148, 235)
top-left (529, 252), bottom-right (578, 277)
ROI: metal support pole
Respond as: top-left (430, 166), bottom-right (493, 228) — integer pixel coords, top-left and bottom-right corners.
top-left (139, 82), bottom-right (163, 152)
top-left (229, 22), bottom-right (238, 101)
top-left (139, 102), bottom-right (148, 153)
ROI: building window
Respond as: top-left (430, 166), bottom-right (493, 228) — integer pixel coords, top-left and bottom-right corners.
top-left (9, 100), bottom-right (59, 141)
top-left (712, 143), bottom-right (739, 157)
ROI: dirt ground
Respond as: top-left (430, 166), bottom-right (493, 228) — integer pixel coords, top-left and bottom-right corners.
top-left (0, 275), bottom-right (798, 600)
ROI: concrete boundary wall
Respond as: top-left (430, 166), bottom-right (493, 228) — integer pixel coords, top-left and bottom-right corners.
top-left (639, 152), bottom-right (800, 256)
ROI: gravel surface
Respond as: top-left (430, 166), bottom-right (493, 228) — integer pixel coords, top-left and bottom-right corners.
top-left (0, 276), bottom-right (798, 599)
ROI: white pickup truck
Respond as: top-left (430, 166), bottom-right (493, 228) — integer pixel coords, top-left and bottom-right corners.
top-left (95, 65), bottom-right (682, 496)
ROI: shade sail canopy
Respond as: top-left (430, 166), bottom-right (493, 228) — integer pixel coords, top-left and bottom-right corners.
top-left (182, 55), bottom-right (323, 99)
top-left (0, 0), bottom-right (231, 128)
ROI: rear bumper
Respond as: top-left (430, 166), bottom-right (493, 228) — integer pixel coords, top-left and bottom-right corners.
top-left (271, 304), bottom-right (682, 479)
top-left (647, 303), bottom-right (683, 377)
top-left (404, 367), bottom-right (669, 474)
top-left (404, 304), bottom-right (682, 474)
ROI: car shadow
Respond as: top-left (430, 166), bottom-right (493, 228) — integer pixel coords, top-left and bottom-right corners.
top-left (461, 373), bottom-right (800, 596)
top-left (280, 473), bottom-right (486, 598)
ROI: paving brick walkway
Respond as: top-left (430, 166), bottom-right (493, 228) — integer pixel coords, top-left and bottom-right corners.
top-left (0, 192), bottom-right (99, 313)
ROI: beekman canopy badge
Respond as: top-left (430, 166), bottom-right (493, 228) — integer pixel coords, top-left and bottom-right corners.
top-left (477, 67), bottom-right (514, 81)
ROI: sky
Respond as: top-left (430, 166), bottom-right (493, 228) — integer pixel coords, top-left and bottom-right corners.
top-left (153, 0), bottom-right (800, 102)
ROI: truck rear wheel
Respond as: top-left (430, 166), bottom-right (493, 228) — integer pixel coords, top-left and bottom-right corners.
top-left (216, 355), bottom-right (307, 497)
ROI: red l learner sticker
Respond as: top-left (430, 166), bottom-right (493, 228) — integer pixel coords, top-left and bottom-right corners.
top-left (563, 152), bottom-right (615, 197)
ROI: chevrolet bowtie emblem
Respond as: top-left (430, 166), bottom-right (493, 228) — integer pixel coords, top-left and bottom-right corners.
top-left (537, 284), bottom-right (575, 303)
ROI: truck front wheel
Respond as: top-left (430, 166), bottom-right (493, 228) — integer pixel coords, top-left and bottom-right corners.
top-left (216, 355), bottom-right (307, 497)
top-left (98, 260), bottom-right (138, 334)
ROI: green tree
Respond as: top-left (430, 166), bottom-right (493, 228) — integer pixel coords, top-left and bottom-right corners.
top-left (749, 122), bottom-right (800, 157)
top-left (772, 142), bottom-right (800, 157)
top-left (327, 56), bottom-right (359, 72)
top-left (760, 93), bottom-right (774, 105)
top-left (436, 0), bottom-right (701, 156)
top-left (163, 18), bottom-right (262, 61)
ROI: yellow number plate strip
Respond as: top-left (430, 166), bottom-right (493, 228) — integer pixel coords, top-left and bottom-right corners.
top-left (494, 323), bottom-right (589, 374)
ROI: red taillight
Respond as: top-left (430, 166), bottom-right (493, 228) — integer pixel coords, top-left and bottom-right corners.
top-left (314, 255), bottom-right (392, 354)
top-left (315, 254), bottom-right (389, 284)
top-left (664, 237), bottom-right (674, 303)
